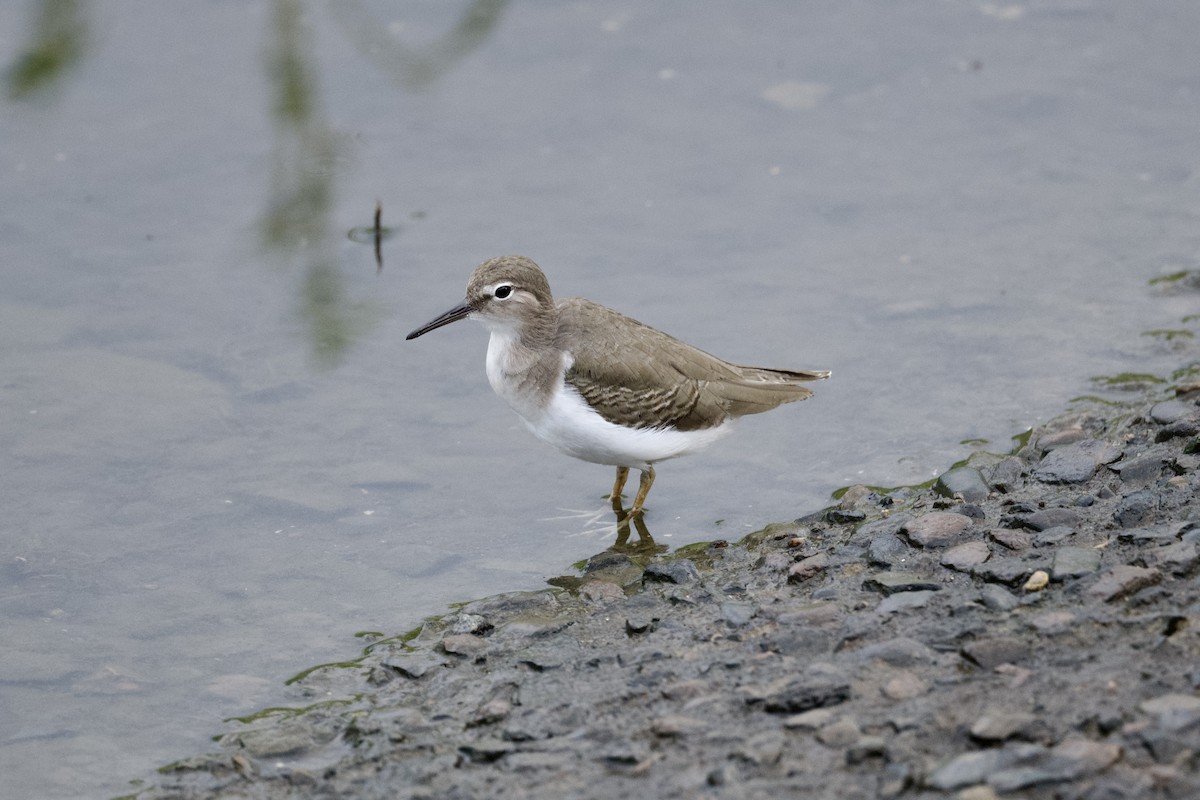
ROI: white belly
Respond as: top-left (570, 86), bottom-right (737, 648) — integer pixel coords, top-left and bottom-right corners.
top-left (524, 382), bottom-right (732, 469)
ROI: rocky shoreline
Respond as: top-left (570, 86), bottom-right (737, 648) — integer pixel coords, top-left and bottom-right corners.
top-left (133, 370), bottom-right (1200, 800)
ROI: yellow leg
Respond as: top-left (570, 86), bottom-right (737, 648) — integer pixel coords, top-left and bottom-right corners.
top-left (630, 467), bottom-right (655, 516)
top-left (611, 466), bottom-right (630, 507)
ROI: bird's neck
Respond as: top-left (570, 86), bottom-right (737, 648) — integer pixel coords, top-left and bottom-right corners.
top-left (483, 311), bottom-right (564, 419)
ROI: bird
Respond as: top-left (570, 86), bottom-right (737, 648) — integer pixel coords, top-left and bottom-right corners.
top-left (406, 255), bottom-right (830, 516)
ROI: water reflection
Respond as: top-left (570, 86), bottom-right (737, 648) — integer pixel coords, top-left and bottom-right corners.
top-left (5, 0), bottom-right (87, 99)
top-left (261, 0), bottom-right (508, 364)
top-left (5, 0), bottom-right (507, 364)
top-left (333, 0), bottom-right (508, 90)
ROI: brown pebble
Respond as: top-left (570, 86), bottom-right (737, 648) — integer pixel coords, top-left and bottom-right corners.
top-left (788, 552), bottom-right (829, 583)
top-left (989, 528), bottom-right (1032, 550)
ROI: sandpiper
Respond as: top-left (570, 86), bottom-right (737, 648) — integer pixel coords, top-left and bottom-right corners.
top-left (406, 255), bottom-right (830, 515)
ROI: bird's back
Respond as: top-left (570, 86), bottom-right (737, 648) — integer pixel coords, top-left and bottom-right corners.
top-left (556, 298), bottom-right (828, 431)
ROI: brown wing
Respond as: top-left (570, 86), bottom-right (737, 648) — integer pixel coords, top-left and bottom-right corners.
top-left (557, 298), bottom-right (827, 431)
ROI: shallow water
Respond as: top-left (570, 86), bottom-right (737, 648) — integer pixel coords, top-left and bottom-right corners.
top-left (1, 1), bottom-right (1198, 797)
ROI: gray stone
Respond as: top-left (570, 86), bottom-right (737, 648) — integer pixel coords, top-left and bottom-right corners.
top-left (1033, 439), bottom-right (1122, 483)
top-left (1051, 546), bottom-right (1102, 580)
top-left (381, 652), bottom-right (447, 679)
top-left (583, 552), bottom-right (644, 585)
top-left (1143, 541), bottom-right (1199, 574)
top-left (862, 572), bottom-right (942, 595)
top-left (867, 532), bottom-right (909, 567)
top-left (979, 584), bottom-right (1019, 611)
top-left (988, 457), bottom-right (1025, 493)
top-left (972, 557), bottom-right (1039, 586)
top-left (721, 601), bottom-right (757, 627)
top-left (1140, 693), bottom-right (1200, 731)
top-left (1150, 399), bottom-right (1191, 424)
top-left (1115, 489), bottom-right (1156, 527)
top-left (901, 511), bottom-right (973, 547)
top-left (457, 737), bottom-right (514, 763)
top-left (1118, 522), bottom-right (1191, 543)
top-left (1029, 610), bottom-right (1077, 634)
top-left (935, 467), bottom-right (990, 502)
top-left (926, 745), bottom-right (1043, 791)
top-left (1087, 565), bottom-right (1162, 602)
top-left (643, 559), bottom-right (699, 585)
top-left (1033, 525), bottom-right (1074, 546)
top-left (970, 711), bottom-right (1041, 742)
top-left (990, 528), bottom-right (1033, 550)
top-left (941, 540), bottom-right (990, 571)
top-left (761, 676), bottom-right (851, 713)
top-left (783, 708), bottom-right (836, 730)
top-left (881, 670), bottom-right (929, 700)
top-left (1157, 417), bottom-right (1200, 441)
top-left (962, 636), bottom-right (1028, 669)
top-left (1021, 508), bottom-right (1081, 531)
top-left (1110, 447), bottom-right (1171, 483)
top-left (855, 636), bottom-right (937, 667)
top-left (450, 613), bottom-right (491, 635)
top-left (441, 634), bottom-right (490, 658)
top-left (877, 590), bottom-right (936, 613)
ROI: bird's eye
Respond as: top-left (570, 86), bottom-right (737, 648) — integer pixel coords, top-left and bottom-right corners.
top-left (494, 285), bottom-right (513, 299)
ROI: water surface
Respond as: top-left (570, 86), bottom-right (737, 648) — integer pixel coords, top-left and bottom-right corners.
top-left (1, 2), bottom-right (1198, 797)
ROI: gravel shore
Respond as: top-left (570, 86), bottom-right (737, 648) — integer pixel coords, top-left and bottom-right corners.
top-left (134, 371), bottom-right (1200, 800)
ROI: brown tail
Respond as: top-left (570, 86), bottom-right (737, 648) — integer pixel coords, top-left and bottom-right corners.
top-left (714, 366), bottom-right (831, 417)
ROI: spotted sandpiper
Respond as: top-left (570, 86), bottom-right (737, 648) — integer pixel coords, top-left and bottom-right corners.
top-left (406, 256), bottom-right (830, 515)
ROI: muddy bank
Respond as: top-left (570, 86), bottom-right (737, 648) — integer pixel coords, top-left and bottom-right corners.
top-left (133, 372), bottom-right (1200, 800)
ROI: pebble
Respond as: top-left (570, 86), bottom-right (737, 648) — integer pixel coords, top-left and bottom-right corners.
top-left (979, 584), bottom-right (1019, 611)
top-left (441, 634), bottom-right (490, 658)
top-left (969, 711), bottom-right (1040, 742)
top-left (877, 590), bottom-right (936, 613)
top-left (643, 559), bottom-right (699, 585)
top-left (1114, 489), bottom-right (1156, 528)
top-left (962, 637), bottom-right (1028, 669)
top-left (761, 674), bottom-right (851, 713)
top-left (867, 532), bottom-right (910, 567)
top-left (1022, 570), bottom-right (1050, 592)
top-left (649, 714), bottom-right (707, 737)
top-left (720, 601), bottom-right (757, 627)
top-left (989, 528), bottom-right (1032, 550)
top-left (1033, 525), bottom-right (1075, 547)
top-left (936, 467), bottom-right (990, 502)
top-left (1033, 439), bottom-right (1122, 483)
top-left (783, 708), bottom-right (836, 730)
top-left (987, 457), bottom-right (1025, 493)
top-left (1020, 508), bottom-right (1081, 531)
top-left (1028, 610), bottom-right (1075, 634)
top-left (1087, 565), bottom-right (1162, 602)
top-left (1143, 541), bottom-right (1199, 574)
top-left (941, 541), bottom-right (991, 571)
top-left (972, 557), bottom-right (1039, 586)
top-left (1051, 546), bottom-right (1102, 580)
top-left (815, 717), bottom-right (861, 746)
top-left (1140, 694), bottom-right (1200, 742)
top-left (788, 552), bottom-right (829, 582)
top-left (881, 670), bottom-right (929, 700)
top-left (855, 636), bottom-right (938, 666)
top-left (1150, 399), bottom-right (1191, 424)
top-left (1110, 447), bottom-right (1171, 483)
top-left (902, 511), bottom-right (972, 547)
top-left (862, 571), bottom-right (942, 595)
